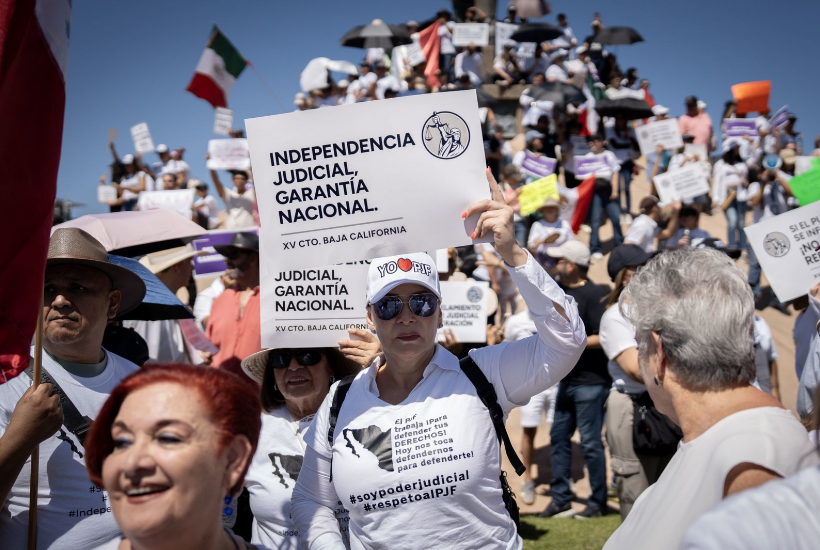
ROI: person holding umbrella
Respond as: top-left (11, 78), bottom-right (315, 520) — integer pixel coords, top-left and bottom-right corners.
top-left (0, 228), bottom-right (146, 549)
top-left (291, 170), bottom-right (586, 550)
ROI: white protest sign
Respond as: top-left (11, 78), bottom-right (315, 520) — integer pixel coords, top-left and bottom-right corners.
top-left (207, 139), bottom-right (251, 171)
top-left (653, 165), bottom-right (710, 203)
top-left (130, 122), bottom-right (155, 154)
top-left (97, 185), bottom-right (117, 204)
top-left (494, 22), bottom-right (518, 56)
top-left (260, 262), bottom-right (370, 348)
top-left (745, 201), bottom-right (820, 302)
top-left (684, 144), bottom-right (708, 162)
top-left (796, 156), bottom-right (815, 176)
top-left (437, 281), bottom-right (489, 343)
top-left (452, 23), bottom-right (490, 46)
top-left (406, 42), bottom-right (426, 67)
top-left (214, 107), bottom-right (234, 136)
top-left (245, 90), bottom-right (489, 272)
top-left (435, 248), bottom-right (449, 273)
top-left (636, 117), bottom-right (684, 155)
top-left (137, 189), bottom-right (195, 218)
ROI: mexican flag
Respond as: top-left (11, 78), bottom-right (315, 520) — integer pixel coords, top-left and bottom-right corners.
top-left (186, 26), bottom-right (247, 108)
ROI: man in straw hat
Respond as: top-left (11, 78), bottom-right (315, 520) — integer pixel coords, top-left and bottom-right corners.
top-left (123, 244), bottom-right (203, 364)
top-left (0, 227), bottom-right (146, 549)
top-left (202, 231), bottom-right (262, 384)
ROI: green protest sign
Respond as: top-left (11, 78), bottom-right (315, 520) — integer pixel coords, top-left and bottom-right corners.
top-left (789, 168), bottom-right (820, 207)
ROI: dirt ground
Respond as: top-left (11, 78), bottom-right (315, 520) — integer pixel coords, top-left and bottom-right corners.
top-left (503, 163), bottom-right (802, 516)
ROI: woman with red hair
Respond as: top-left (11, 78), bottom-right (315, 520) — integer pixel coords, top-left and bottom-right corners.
top-left (84, 364), bottom-right (267, 550)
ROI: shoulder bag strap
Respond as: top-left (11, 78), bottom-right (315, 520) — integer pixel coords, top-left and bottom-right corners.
top-left (459, 356), bottom-right (526, 476)
top-left (25, 363), bottom-right (93, 446)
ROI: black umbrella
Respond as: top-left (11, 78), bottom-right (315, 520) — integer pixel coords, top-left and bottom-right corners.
top-left (509, 23), bottom-right (563, 44)
top-left (593, 26), bottom-right (644, 46)
top-left (341, 20), bottom-right (412, 49)
top-left (528, 81), bottom-right (586, 108)
top-left (595, 98), bottom-right (654, 120)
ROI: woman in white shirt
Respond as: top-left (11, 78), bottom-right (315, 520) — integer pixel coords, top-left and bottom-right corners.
top-left (603, 248), bottom-right (817, 550)
top-left (240, 347), bottom-right (366, 549)
top-left (527, 197), bottom-right (573, 271)
top-left (711, 141), bottom-right (749, 250)
top-left (116, 154), bottom-right (152, 211)
top-left (291, 170), bottom-right (586, 550)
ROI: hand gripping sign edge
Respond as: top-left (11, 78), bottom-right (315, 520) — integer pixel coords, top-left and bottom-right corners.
top-left (422, 111), bottom-right (471, 160)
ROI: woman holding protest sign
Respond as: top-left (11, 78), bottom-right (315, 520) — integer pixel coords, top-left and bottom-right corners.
top-left (237, 337), bottom-right (373, 549)
top-left (291, 168), bottom-right (586, 549)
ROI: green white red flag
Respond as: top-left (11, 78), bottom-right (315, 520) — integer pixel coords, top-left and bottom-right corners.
top-left (186, 26), bottom-right (247, 108)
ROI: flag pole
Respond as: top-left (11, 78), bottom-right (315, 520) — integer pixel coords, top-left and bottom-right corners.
top-left (247, 62), bottom-right (287, 114)
top-left (26, 296), bottom-right (44, 550)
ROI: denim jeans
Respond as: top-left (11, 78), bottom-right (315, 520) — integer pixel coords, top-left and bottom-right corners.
top-left (590, 191), bottom-right (623, 254)
top-left (748, 246), bottom-right (786, 307)
top-left (514, 220), bottom-right (528, 249)
top-left (122, 198), bottom-right (138, 211)
top-left (724, 198), bottom-right (747, 250)
top-left (619, 167), bottom-right (633, 214)
top-left (549, 382), bottom-right (610, 508)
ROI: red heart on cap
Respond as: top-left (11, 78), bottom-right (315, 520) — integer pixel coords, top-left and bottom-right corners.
top-left (397, 258), bottom-right (413, 272)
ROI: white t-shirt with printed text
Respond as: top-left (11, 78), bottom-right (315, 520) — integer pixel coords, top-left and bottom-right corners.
top-left (0, 349), bottom-right (139, 550)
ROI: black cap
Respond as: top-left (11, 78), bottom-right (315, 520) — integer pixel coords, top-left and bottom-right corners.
top-left (685, 95), bottom-right (698, 106)
top-left (214, 231), bottom-right (259, 256)
top-left (607, 244), bottom-right (654, 282)
top-left (787, 113), bottom-right (797, 121)
top-left (586, 133), bottom-right (605, 143)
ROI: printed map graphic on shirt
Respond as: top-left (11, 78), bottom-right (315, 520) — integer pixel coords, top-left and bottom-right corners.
top-left (343, 425), bottom-right (395, 472)
top-left (269, 453), bottom-right (303, 488)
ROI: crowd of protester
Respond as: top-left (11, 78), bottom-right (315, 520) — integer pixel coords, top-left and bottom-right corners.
top-left (2, 4), bottom-right (820, 550)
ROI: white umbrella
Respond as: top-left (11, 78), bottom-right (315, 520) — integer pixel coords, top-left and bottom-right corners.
top-left (300, 57), bottom-right (359, 92)
top-left (53, 209), bottom-right (207, 257)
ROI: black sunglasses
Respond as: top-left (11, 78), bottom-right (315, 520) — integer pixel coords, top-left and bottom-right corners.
top-left (268, 349), bottom-right (324, 370)
top-left (373, 293), bottom-right (439, 321)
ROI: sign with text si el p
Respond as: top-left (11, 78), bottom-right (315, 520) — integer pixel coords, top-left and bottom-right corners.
top-left (261, 262), bottom-right (370, 348)
top-left (214, 107), bottom-right (234, 135)
top-left (191, 228), bottom-right (258, 278)
top-left (636, 117), bottom-right (683, 155)
top-left (653, 165), bottom-right (710, 204)
top-left (520, 151), bottom-right (557, 179)
top-left (744, 201), bottom-right (820, 302)
top-left (137, 189), bottom-right (194, 218)
top-left (245, 89), bottom-right (489, 272)
top-left (207, 139), bottom-right (251, 171)
top-left (130, 122), bottom-right (155, 154)
top-left (574, 154), bottom-right (610, 179)
top-left (452, 23), bottom-right (490, 46)
top-left (437, 281), bottom-right (489, 343)
top-left (723, 119), bottom-right (758, 138)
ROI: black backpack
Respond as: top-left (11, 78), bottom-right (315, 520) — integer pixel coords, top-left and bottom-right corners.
top-left (327, 355), bottom-right (525, 533)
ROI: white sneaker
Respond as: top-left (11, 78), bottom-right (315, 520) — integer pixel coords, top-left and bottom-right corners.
top-left (520, 480), bottom-right (536, 505)
top-left (623, 213), bottom-right (633, 224)
top-left (592, 252), bottom-right (604, 260)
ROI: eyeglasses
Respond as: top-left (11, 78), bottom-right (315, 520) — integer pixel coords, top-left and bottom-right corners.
top-left (268, 349), bottom-right (324, 370)
top-left (372, 293), bottom-right (439, 321)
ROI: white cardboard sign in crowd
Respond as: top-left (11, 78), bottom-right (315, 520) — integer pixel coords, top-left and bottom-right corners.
top-left (653, 165), bottom-right (710, 203)
top-left (260, 262), bottom-right (370, 348)
top-left (137, 189), bottom-right (194, 218)
top-left (245, 90), bottom-right (489, 272)
top-left (97, 185), bottom-right (117, 204)
top-left (745, 201), bottom-right (820, 302)
top-left (437, 281), bottom-right (489, 343)
top-left (636, 118), bottom-right (683, 156)
top-left (130, 122), bottom-right (155, 154)
top-left (206, 139), bottom-right (251, 171)
top-left (452, 23), bottom-right (490, 46)
top-left (494, 22), bottom-right (518, 55)
top-left (214, 107), bottom-right (234, 136)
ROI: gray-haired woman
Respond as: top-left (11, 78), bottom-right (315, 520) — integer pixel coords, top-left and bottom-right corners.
top-left (604, 248), bottom-right (818, 550)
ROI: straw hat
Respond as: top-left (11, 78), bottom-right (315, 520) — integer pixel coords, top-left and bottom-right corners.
top-left (138, 244), bottom-right (203, 275)
top-left (47, 228), bottom-right (146, 316)
top-left (241, 349), bottom-right (272, 384)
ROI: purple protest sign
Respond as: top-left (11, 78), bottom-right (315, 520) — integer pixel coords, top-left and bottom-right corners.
top-left (723, 119), bottom-right (758, 137)
top-left (520, 151), bottom-right (557, 178)
top-left (191, 228), bottom-right (258, 278)
top-left (768, 105), bottom-right (789, 129)
top-left (574, 154), bottom-right (610, 178)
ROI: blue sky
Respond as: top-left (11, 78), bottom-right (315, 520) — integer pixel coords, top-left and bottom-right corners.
top-left (59, 0), bottom-right (820, 215)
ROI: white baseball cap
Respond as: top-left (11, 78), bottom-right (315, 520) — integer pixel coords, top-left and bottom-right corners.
top-left (575, 45), bottom-right (588, 55)
top-left (156, 144), bottom-right (169, 154)
top-left (697, 100), bottom-right (707, 110)
top-left (121, 154), bottom-right (135, 165)
top-left (546, 240), bottom-right (591, 267)
top-left (550, 48), bottom-right (568, 61)
top-left (651, 105), bottom-right (669, 116)
top-left (365, 252), bottom-right (441, 305)
top-left (338, 79), bottom-right (350, 88)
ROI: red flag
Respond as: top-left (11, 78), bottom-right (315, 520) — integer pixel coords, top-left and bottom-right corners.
top-left (0, 0), bottom-right (70, 382)
top-left (571, 176), bottom-right (595, 234)
top-left (417, 21), bottom-right (441, 89)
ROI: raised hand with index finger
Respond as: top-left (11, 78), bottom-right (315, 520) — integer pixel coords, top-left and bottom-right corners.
top-left (462, 168), bottom-right (529, 268)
